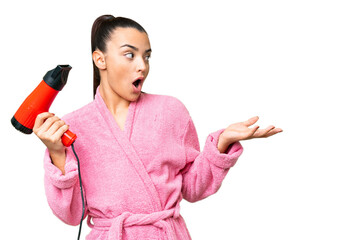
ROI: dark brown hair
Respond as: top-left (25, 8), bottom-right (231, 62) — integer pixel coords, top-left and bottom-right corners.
top-left (91, 15), bottom-right (147, 98)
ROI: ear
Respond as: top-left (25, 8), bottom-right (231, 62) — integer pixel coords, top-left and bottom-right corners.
top-left (92, 50), bottom-right (106, 70)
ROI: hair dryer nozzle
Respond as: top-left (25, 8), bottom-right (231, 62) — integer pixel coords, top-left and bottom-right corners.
top-left (11, 64), bottom-right (72, 135)
top-left (43, 65), bottom-right (72, 91)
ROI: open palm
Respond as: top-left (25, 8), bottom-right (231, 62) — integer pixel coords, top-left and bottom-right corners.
top-left (221, 116), bottom-right (282, 143)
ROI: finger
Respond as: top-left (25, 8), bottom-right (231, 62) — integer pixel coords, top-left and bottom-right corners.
top-left (242, 116), bottom-right (259, 127)
top-left (264, 128), bottom-right (283, 138)
top-left (47, 119), bottom-right (67, 136)
top-left (248, 125), bottom-right (260, 137)
top-left (33, 112), bottom-right (55, 131)
top-left (253, 125), bottom-right (275, 138)
top-left (36, 116), bottom-right (61, 135)
top-left (51, 124), bottom-right (69, 143)
top-left (262, 125), bottom-right (276, 136)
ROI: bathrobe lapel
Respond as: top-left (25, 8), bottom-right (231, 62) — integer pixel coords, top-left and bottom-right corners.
top-left (94, 88), bottom-right (163, 212)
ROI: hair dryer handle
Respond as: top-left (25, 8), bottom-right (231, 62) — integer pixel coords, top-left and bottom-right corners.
top-left (62, 129), bottom-right (77, 147)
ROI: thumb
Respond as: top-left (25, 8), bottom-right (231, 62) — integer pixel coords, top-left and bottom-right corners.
top-left (242, 116), bottom-right (259, 127)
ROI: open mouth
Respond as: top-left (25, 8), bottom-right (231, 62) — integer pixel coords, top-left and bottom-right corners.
top-left (133, 79), bottom-right (141, 88)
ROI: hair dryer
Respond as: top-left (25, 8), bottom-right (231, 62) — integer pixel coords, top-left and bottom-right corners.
top-left (11, 65), bottom-right (77, 147)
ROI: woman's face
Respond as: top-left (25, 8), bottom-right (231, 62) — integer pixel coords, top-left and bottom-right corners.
top-left (101, 27), bottom-right (151, 102)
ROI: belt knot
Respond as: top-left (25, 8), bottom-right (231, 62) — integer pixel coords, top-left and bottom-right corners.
top-left (88, 203), bottom-right (180, 240)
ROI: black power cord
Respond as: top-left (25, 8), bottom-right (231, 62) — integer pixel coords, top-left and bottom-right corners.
top-left (71, 142), bottom-right (85, 240)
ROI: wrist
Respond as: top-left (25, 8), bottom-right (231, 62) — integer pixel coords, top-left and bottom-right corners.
top-left (49, 149), bottom-right (66, 175)
top-left (217, 133), bottom-right (231, 153)
top-left (49, 148), bottom-right (65, 155)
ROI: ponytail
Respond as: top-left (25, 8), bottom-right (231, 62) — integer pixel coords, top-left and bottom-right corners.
top-left (91, 15), bottom-right (114, 98)
top-left (90, 14), bottom-right (147, 98)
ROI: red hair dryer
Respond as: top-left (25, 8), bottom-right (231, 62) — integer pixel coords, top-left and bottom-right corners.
top-left (11, 65), bottom-right (77, 147)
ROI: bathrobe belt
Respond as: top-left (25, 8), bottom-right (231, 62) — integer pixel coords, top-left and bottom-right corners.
top-left (88, 203), bottom-right (180, 240)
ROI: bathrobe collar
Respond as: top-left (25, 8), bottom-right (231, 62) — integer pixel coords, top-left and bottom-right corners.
top-left (94, 86), bottom-right (163, 211)
top-left (94, 86), bottom-right (141, 139)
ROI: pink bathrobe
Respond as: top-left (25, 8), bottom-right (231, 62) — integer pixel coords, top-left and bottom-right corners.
top-left (44, 87), bottom-right (243, 240)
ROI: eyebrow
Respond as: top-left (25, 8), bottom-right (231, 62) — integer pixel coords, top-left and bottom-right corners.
top-left (120, 44), bottom-right (152, 53)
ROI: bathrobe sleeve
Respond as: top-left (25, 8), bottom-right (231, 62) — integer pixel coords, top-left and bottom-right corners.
top-left (43, 145), bottom-right (87, 226)
top-left (181, 117), bottom-right (244, 203)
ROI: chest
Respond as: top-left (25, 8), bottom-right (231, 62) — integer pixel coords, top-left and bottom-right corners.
top-left (74, 123), bottom-right (186, 213)
top-left (114, 108), bottom-right (129, 131)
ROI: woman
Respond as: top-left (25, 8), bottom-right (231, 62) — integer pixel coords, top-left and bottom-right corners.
top-left (34, 15), bottom-right (282, 240)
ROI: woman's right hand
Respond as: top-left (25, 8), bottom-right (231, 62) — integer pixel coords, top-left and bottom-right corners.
top-left (33, 112), bottom-right (69, 174)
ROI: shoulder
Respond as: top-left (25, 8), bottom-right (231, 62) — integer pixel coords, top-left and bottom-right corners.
top-left (141, 92), bottom-right (192, 135)
top-left (60, 100), bottom-right (96, 126)
top-left (141, 92), bottom-right (190, 118)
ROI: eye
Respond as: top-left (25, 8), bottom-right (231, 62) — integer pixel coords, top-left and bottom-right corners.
top-left (125, 52), bottom-right (134, 59)
top-left (145, 55), bottom-right (151, 61)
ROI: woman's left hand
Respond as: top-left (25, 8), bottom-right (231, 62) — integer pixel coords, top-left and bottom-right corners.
top-left (217, 116), bottom-right (283, 153)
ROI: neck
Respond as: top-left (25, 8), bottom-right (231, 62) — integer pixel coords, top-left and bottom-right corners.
top-left (99, 82), bottom-right (130, 116)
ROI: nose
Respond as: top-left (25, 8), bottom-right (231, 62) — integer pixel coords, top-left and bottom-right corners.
top-left (136, 57), bottom-right (147, 73)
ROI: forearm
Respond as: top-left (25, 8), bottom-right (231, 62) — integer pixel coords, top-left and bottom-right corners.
top-left (182, 155), bottom-right (229, 202)
top-left (44, 148), bottom-right (86, 225)
top-left (182, 129), bottom-right (243, 202)
top-left (49, 149), bottom-right (66, 175)
top-left (44, 174), bottom-right (86, 225)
